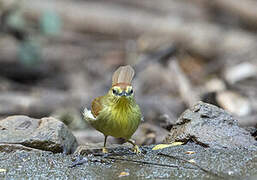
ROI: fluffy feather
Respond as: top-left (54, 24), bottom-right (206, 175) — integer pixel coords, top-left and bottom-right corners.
top-left (83, 108), bottom-right (96, 122)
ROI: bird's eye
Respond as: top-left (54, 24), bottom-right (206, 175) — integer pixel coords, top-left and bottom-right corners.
top-left (112, 89), bottom-right (117, 94)
top-left (130, 89), bottom-right (133, 94)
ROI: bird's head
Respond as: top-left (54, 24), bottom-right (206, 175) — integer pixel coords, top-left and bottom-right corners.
top-left (111, 83), bottom-right (134, 99)
top-left (109, 65), bottom-right (135, 101)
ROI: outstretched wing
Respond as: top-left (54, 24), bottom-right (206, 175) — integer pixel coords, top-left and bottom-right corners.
top-left (91, 96), bottom-right (104, 118)
top-left (112, 65), bottom-right (135, 86)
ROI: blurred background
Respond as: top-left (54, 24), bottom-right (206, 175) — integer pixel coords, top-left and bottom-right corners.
top-left (0, 0), bottom-right (257, 145)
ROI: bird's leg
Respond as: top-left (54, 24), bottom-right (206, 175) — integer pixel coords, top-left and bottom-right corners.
top-left (102, 135), bottom-right (108, 153)
top-left (127, 139), bottom-right (141, 154)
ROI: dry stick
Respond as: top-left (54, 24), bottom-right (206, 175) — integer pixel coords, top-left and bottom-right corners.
top-left (70, 154), bottom-right (183, 169)
top-left (0, 91), bottom-right (77, 117)
top-left (94, 0), bottom-right (206, 19)
top-left (104, 156), bottom-right (181, 169)
top-left (168, 59), bottom-right (199, 107)
top-left (15, 0), bottom-right (257, 59)
top-left (202, 0), bottom-right (257, 27)
top-left (157, 153), bottom-right (226, 179)
top-left (134, 44), bottom-right (177, 73)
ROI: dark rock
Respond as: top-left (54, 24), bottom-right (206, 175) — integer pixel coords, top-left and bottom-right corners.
top-left (0, 115), bottom-right (78, 153)
top-left (165, 101), bottom-right (257, 149)
top-left (0, 143), bottom-right (257, 179)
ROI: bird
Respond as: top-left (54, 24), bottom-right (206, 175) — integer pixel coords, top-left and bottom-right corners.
top-left (83, 65), bottom-right (142, 153)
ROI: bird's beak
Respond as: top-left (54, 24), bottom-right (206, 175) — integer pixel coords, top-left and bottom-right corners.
top-left (120, 91), bottom-right (126, 96)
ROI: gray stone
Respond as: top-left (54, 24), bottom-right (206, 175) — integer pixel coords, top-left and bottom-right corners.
top-left (0, 143), bottom-right (256, 179)
top-left (165, 101), bottom-right (257, 149)
top-left (0, 115), bottom-right (78, 153)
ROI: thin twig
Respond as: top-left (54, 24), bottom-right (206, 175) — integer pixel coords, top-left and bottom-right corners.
top-left (168, 59), bottom-right (199, 107)
top-left (157, 153), bottom-right (226, 179)
top-left (104, 156), bottom-right (180, 169)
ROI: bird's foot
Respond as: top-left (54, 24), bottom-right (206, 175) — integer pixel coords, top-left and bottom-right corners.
top-left (132, 145), bottom-right (141, 154)
top-left (102, 147), bottom-right (108, 153)
top-left (127, 139), bottom-right (141, 154)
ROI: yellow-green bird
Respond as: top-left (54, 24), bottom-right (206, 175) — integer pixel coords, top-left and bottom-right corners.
top-left (83, 65), bottom-right (142, 153)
